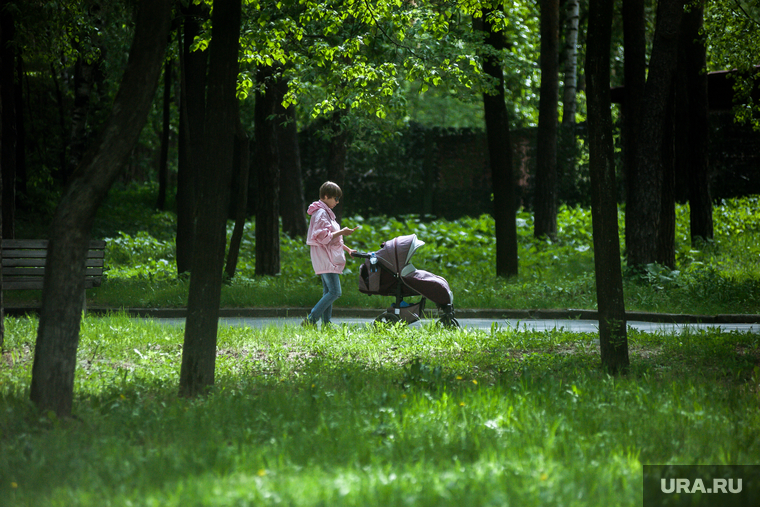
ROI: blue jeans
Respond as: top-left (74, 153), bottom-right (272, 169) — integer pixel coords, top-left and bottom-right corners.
top-left (308, 273), bottom-right (342, 324)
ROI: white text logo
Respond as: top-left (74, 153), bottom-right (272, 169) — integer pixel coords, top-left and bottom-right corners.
top-left (660, 478), bottom-right (743, 494)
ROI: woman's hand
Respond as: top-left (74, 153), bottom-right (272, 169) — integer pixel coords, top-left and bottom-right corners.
top-left (338, 225), bottom-right (360, 237)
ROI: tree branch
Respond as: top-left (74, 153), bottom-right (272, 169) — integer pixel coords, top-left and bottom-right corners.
top-left (731, 0), bottom-right (760, 28)
top-left (361, 0), bottom-right (424, 60)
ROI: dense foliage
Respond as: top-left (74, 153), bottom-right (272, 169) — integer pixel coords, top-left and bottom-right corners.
top-left (10, 184), bottom-right (758, 316)
top-left (10, 0), bottom-right (759, 225)
top-left (704, 0), bottom-right (760, 129)
top-left (10, 0), bottom-right (549, 202)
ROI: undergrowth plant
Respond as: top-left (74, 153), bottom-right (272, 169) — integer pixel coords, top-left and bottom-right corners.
top-left (9, 185), bottom-right (760, 315)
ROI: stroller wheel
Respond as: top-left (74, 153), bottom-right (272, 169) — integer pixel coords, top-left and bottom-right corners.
top-left (374, 313), bottom-right (401, 325)
top-left (437, 315), bottom-right (460, 328)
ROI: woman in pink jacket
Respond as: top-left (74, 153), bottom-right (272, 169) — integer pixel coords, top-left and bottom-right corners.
top-left (303, 181), bottom-right (358, 327)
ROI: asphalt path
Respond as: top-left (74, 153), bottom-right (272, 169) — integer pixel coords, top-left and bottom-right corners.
top-left (152, 315), bottom-right (760, 335)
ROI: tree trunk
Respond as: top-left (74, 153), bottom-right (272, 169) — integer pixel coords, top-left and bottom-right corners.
top-left (176, 4), bottom-right (209, 276)
top-left (326, 109), bottom-right (348, 224)
top-left (657, 94), bottom-right (676, 269)
top-left (1, 0), bottom-right (16, 240)
top-left (51, 63), bottom-right (68, 179)
top-left (534, 0), bottom-right (560, 240)
top-left (626, 0), bottom-right (684, 269)
top-left (558, 0), bottom-right (580, 202)
top-left (156, 57), bottom-right (172, 211)
top-left (475, 9), bottom-right (518, 278)
top-left (561, 0), bottom-right (579, 127)
top-left (30, 0), bottom-right (172, 418)
top-left (225, 118), bottom-right (250, 279)
top-left (623, 0), bottom-right (647, 259)
top-left (275, 76), bottom-right (307, 238)
top-left (586, 0), bottom-right (629, 375)
top-left (179, 0), bottom-right (241, 397)
top-left (15, 50), bottom-right (25, 197)
top-left (67, 52), bottom-right (98, 181)
top-left (254, 65), bottom-right (281, 276)
top-left (677, 2), bottom-right (712, 245)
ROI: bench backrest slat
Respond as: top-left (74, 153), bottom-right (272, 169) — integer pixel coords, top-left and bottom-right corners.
top-left (2, 250), bottom-right (105, 260)
top-left (3, 267), bottom-right (104, 276)
top-left (2, 240), bottom-right (106, 291)
top-left (3, 259), bottom-right (104, 268)
top-left (2, 240), bottom-right (106, 250)
top-left (3, 279), bottom-right (102, 290)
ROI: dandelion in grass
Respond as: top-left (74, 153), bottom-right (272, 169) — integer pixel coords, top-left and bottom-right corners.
top-left (257, 469), bottom-right (267, 477)
top-left (460, 402), bottom-right (466, 407)
top-left (541, 473), bottom-right (548, 481)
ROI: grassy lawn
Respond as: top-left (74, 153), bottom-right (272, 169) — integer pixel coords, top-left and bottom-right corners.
top-left (2, 314), bottom-right (759, 506)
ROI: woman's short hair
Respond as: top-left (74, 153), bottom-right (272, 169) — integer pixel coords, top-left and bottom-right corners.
top-left (320, 181), bottom-right (343, 200)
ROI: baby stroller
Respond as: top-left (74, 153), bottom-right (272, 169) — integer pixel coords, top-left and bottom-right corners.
top-left (352, 234), bottom-right (460, 327)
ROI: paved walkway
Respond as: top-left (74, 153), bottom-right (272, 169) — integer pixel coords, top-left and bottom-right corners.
top-left (214, 317), bottom-right (760, 334)
top-left (10, 305), bottom-right (759, 334)
top-left (147, 313), bottom-right (760, 335)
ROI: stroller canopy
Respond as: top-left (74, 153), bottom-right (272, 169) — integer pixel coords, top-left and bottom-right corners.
top-left (375, 234), bottom-right (426, 274)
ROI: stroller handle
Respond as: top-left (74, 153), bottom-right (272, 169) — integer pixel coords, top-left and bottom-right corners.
top-left (350, 251), bottom-right (373, 259)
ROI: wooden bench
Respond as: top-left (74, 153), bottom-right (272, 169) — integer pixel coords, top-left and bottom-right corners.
top-left (2, 240), bottom-right (106, 307)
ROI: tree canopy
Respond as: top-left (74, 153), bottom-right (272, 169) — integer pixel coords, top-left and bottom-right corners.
top-left (704, 0), bottom-right (760, 128)
top-left (182, 0), bottom-right (543, 129)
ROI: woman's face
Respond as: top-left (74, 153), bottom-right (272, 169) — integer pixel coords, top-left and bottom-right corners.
top-left (322, 196), bottom-right (340, 209)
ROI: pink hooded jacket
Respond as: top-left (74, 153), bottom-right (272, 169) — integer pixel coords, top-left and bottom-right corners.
top-left (306, 200), bottom-right (347, 274)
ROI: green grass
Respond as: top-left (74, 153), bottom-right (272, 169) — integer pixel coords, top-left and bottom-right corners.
top-left (2, 314), bottom-right (759, 505)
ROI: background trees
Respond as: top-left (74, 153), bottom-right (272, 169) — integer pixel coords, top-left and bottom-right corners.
top-left (5, 0), bottom-right (760, 411)
top-left (625, 0), bottom-right (685, 270)
top-left (533, 0), bottom-right (560, 240)
top-left (474, 6), bottom-right (519, 278)
top-left (176, 1), bottom-right (209, 277)
top-left (677, 1), bottom-right (712, 246)
top-left (6, 1), bottom-right (757, 230)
